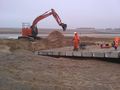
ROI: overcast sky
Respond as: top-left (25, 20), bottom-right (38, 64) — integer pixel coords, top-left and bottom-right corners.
top-left (0, 0), bottom-right (120, 29)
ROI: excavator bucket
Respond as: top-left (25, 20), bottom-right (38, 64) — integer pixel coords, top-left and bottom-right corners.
top-left (61, 23), bottom-right (67, 31)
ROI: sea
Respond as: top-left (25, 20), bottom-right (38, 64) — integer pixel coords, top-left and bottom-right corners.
top-left (0, 33), bottom-right (120, 39)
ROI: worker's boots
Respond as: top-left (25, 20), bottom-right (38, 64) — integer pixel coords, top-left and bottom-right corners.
top-left (114, 46), bottom-right (118, 50)
top-left (73, 48), bottom-right (78, 51)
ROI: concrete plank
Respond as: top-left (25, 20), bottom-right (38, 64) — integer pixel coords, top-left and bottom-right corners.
top-left (73, 51), bottom-right (81, 56)
top-left (81, 52), bottom-right (93, 57)
top-left (47, 51), bottom-right (53, 56)
top-left (52, 51), bottom-right (59, 56)
top-left (59, 52), bottom-right (66, 56)
top-left (39, 51), bottom-right (48, 56)
top-left (105, 52), bottom-right (120, 58)
top-left (65, 51), bottom-right (73, 56)
top-left (93, 52), bottom-right (105, 58)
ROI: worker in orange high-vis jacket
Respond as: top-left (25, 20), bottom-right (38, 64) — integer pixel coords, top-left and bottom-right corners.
top-left (114, 37), bottom-right (120, 50)
top-left (73, 32), bottom-right (80, 51)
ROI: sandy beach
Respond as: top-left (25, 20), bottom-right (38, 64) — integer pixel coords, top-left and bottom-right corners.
top-left (0, 30), bottom-right (120, 90)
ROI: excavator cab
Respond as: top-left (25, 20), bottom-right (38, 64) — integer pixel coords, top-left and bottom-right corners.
top-left (21, 23), bottom-right (32, 37)
top-left (18, 23), bottom-right (38, 40)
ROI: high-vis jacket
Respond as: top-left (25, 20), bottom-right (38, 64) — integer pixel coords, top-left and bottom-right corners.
top-left (73, 33), bottom-right (80, 49)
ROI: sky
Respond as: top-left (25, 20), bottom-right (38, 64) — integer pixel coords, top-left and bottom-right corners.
top-left (0, 0), bottom-right (120, 29)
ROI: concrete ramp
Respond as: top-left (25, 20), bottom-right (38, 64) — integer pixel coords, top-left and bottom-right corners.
top-left (35, 46), bottom-right (120, 58)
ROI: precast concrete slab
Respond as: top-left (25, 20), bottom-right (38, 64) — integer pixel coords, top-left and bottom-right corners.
top-left (81, 52), bottom-right (93, 57)
top-left (65, 51), bottom-right (73, 56)
top-left (92, 52), bottom-right (105, 58)
top-left (59, 52), bottom-right (66, 56)
top-left (105, 52), bottom-right (120, 58)
top-left (52, 51), bottom-right (59, 56)
top-left (73, 51), bottom-right (81, 56)
top-left (38, 51), bottom-right (48, 56)
top-left (47, 51), bottom-right (53, 56)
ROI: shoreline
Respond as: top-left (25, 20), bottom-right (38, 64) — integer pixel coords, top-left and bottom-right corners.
top-left (0, 33), bottom-right (118, 39)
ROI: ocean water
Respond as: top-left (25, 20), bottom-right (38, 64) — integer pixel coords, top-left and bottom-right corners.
top-left (0, 33), bottom-right (120, 39)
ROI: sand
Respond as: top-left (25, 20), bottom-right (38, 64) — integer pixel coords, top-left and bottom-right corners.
top-left (0, 31), bottom-right (120, 90)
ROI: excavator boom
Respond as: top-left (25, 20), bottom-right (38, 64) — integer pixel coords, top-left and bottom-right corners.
top-left (32, 9), bottom-right (67, 31)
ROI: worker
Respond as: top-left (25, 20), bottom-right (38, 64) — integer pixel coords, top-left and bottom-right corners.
top-left (73, 32), bottom-right (80, 51)
top-left (113, 37), bottom-right (119, 50)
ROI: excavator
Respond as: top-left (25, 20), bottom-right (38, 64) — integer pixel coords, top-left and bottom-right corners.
top-left (18, 9), bottom-right (67, 40)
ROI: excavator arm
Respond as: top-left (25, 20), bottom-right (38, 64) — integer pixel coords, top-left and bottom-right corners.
top-left (31, 9), bottom-right (67, 31)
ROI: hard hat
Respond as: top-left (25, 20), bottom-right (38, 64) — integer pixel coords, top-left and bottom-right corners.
top-left (74, 32), bottom-right (77, 34)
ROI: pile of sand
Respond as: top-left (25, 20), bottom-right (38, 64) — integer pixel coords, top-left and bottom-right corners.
top-left (47, 31), bottom-right (64, 41)
top-left (47, 30), bottom-right (65, 48)
top-left (31, 31), bottom-right (66, 51)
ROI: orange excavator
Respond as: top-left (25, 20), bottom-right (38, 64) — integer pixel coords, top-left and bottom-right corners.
top-left (18, 9), bottom-right (67, 40)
